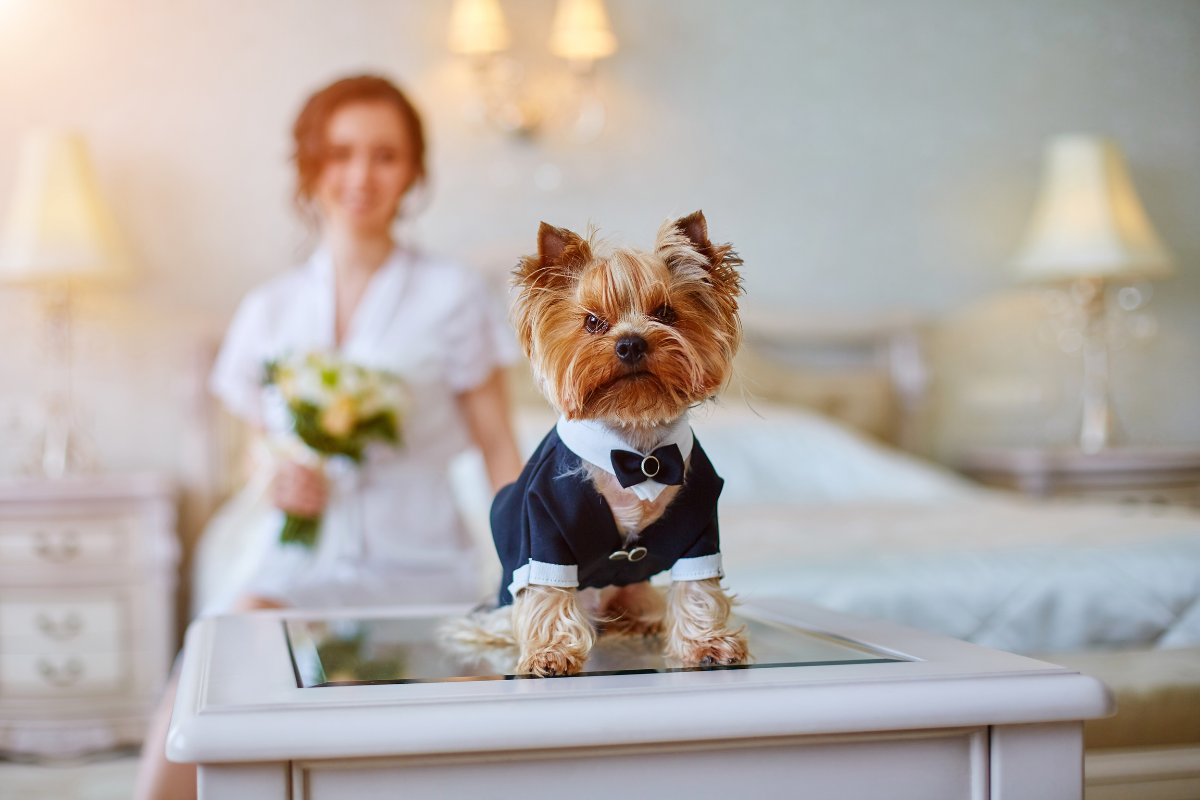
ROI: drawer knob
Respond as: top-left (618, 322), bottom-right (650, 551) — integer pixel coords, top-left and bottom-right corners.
top-left (36, 611), bottom-right (84, 641)
top-left (37, 656), bottom-right (84, 688)
top-left (33, 530), bottom-right (80, 563)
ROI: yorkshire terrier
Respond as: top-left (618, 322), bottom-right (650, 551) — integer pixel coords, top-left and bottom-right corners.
top-left (452, 211), bottom-right (749, 677)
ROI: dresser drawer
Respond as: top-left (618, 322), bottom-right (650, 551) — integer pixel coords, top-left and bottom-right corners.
top-left (0, 598), bottom-right (124, 654)
top-left (0, 651), bottom-right (125, 696)
top-left (0, 517), bottom-right (136, 566)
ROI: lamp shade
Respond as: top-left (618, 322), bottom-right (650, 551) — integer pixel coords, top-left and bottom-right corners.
top-left (0, 130), bottom-right (132, 285)
top-left (447, 0), bottom-right (511, 56)
top-left (550, 0), bottom-right (617, 62)
top-left (1013, 135), bottom-right (1173, 282)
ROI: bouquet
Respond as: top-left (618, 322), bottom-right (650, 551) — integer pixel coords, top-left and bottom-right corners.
top-left (264, 352), bottom-right (408, 548)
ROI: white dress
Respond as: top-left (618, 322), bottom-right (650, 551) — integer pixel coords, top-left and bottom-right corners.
top-left (194, 246), bottom-right (516, 614)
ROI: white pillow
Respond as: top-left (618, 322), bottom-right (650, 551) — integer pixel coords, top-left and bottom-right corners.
top-left (688, 401), bottom-right (973, 505)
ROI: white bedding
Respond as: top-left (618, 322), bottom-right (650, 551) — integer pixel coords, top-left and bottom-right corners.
top-left (719, 501), bottom-right (1200, 653)
top-left (451, 402), bottom-right (1200, 654)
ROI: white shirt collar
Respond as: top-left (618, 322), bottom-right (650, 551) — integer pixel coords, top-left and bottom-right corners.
top-left (555, 415), bottom-right (694, 502)
top-left (308, 244), bottom-right (411, 357)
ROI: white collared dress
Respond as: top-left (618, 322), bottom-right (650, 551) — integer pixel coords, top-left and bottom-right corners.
top-left (194, 246), bottom-right (515, 614)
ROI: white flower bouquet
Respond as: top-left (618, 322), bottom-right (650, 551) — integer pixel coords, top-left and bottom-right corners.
top-left (263, 352), bottom-right (409, 548)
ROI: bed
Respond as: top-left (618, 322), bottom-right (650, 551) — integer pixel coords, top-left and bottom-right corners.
top-left (700, 404), bottom-right (1200, 654)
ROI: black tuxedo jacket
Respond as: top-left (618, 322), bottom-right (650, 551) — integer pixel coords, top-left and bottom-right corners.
top-left (490, 428), bottom-right (723, 607)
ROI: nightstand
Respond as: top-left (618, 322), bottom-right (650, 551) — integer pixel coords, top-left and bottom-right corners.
top-left (0, 473), bottom-right (179, 757)
top-left (169, 601), bottom-right (1112, 800)
top-left (958, 447), bottom-right (1200, 508)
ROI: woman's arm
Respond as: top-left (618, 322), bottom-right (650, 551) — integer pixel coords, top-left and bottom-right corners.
top-left (457, 368), bottom-right (524, 492)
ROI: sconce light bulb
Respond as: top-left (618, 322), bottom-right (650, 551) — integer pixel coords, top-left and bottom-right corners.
top-left (448, 0), bottom-right (511, 56)
top-left (550, 0), bottom-right (618, 62)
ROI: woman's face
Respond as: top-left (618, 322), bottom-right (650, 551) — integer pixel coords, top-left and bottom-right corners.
top-left (314, 101), bottom-right (418, 238)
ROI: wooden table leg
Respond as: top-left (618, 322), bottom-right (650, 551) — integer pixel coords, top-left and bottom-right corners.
top-left (198, 762), bottom-right (290, 799)
top-left (991, 722), bottom-right (1084, 800)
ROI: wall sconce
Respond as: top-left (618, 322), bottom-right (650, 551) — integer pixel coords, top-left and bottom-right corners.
top-left (550, 0), bottom-right (618, 66)
top-left (447, 0), bottom-right (511, 55)
top-left (550, 0), bottom-right (617, 143)
top-left (447, 0), bottom-right (536, 135)
top-left (447, 0), bottom-right (618, 142)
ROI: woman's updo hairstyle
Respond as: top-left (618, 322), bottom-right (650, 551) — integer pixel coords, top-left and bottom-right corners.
top-left (292, 75), bottom-right (427, 210)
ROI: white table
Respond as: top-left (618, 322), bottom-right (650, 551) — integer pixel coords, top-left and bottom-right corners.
top-left (167, 600), bottom-right (1113, 800)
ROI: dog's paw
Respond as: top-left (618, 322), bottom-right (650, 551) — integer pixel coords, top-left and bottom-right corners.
top-left (678, 632), bottom-right (750, 667)
top-left (518, 647), bottom-right (586, 677)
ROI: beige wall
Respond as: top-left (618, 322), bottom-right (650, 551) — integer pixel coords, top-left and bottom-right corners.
top-left (0, 0), bottom-right (1197, 475)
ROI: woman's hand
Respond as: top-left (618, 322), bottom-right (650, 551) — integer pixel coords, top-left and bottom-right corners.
top-left (272, 460), bottom-right (328, 518)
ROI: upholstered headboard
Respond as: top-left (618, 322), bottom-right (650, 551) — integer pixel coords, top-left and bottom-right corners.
top-left (729, 311), bottom-right (932, 453)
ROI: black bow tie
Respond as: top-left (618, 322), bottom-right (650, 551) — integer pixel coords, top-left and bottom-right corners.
top-left (610, 444), bottom-right (685, 489)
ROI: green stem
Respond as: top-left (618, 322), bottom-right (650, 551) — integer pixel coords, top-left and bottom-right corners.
top-left (280, 513), bottom-right (321, 548)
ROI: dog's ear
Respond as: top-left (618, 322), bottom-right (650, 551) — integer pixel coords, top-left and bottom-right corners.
top-left (674, 210), bottom-right (714, 262)
top-left (657, 210), bottom-right (744, 296)
top-left (538, 223), bottom-right (590, 268)
top-left (513, 223), bottom-right (593, 290)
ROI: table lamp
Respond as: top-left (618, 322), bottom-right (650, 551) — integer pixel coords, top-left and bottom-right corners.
top-left (1012, 134), bottom-right (1174, 454)
top-left (0, 129), bottom-right (132, 477)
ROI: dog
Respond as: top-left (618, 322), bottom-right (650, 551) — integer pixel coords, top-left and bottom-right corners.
top-left (451, 211), bottom-right (749, 677)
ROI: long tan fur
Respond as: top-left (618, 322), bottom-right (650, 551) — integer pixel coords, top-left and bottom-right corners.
top-left (510, 213), bottom-right (743, 426)
top-left (583, 461), bottom-right (680, 542)
top-left (512, 585), bottom-right (597, 677)
top-left (598, 582), bottom-right (667, 636)
top-left (439, 605), bottom-right (518, 650)
top-left (664, 578), bottom-right (748, 665)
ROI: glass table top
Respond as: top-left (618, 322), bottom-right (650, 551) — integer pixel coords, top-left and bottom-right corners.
top-left (284, 613), bottom-right (906, 687)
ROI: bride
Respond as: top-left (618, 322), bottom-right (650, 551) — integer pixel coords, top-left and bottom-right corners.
top-left (134, 75), bottom-right (523, 800)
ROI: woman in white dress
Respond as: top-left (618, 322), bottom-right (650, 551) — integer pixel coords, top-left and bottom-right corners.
top-left (134, 75), bottom-right (523, 800)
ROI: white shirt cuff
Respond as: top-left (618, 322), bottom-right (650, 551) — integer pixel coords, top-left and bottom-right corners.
top-left (670, 553), bottom-right (724, 581)
top-left (509, 560), bottom-right (579, 597)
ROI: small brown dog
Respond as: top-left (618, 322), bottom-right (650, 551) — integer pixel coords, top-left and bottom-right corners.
top-left (456, 211), bottom-right (749, 677)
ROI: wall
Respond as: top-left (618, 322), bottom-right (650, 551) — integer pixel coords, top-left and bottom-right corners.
top-left (0, 0), bottom-right (1197, 475)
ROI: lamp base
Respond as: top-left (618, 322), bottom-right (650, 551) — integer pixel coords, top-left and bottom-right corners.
top-left (1076, 277), bottom-right (1117, 454)
top-left (31, 403), bottom-right (95, 479)
top-left (25, 283), bottom-right (97, 478)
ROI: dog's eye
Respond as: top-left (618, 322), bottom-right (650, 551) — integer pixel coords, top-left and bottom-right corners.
top-left (584, 314), bottom-right (608, 334)
top-left (650, 305), bottom-right (677, 325)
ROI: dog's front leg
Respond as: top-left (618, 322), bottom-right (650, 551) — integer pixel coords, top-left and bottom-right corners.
top-left (664, 578), bottom-right (749, 666)
top-left (513, 585), bottom-right (596, 676)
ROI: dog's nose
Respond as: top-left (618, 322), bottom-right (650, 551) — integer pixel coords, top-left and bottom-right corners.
top-left (615, 335), bottom-right (648, 365)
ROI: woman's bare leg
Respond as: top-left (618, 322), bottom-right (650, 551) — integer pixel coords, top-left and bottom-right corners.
top-left (133, 594), bottom-right (286, 800)
top-left (133, 670), bottom-right (193, 800)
